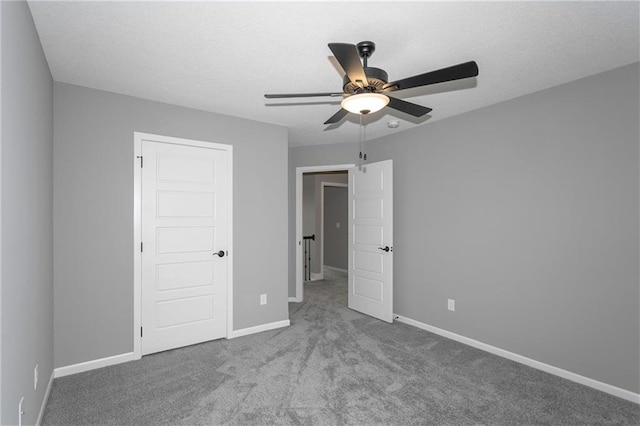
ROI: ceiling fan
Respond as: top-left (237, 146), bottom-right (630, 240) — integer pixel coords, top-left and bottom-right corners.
top-left (265, 41), bottom-right (479, 125)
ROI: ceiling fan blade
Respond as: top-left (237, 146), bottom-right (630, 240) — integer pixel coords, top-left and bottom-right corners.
top-left (324, 108), bottom-right (349, 125)
top-left (328, 43), bottom-right (368, 87)
top-left (384, 61), bottom-right (478, 92)
top-left (386, 96), bottom-right (432, 117)
top-left (265, 92), bottom-right (344, 99)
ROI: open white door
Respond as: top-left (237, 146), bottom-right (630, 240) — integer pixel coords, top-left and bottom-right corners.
top-left (348, 159), bottom-right (393, 323)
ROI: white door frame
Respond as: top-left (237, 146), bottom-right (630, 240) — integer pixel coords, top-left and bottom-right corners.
top-left (133, 132), bottom-right (233, 360)
top-left (294, 164), bottom-right (354, 302)
top-left (320, 182), bottom-right (348, 276)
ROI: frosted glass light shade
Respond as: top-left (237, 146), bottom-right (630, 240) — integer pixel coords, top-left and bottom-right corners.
top-left (341, 93), bottom-right (389, 114)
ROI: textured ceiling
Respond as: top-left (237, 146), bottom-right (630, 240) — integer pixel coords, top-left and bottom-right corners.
top-left (28, 1), bottom-right (639, 147)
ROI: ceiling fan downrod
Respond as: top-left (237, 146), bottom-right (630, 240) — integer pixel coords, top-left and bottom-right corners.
top-left (356, 40), bottom-right (376, 68)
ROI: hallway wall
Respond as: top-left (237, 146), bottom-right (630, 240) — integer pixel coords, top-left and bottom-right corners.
top-left (323, 185), bottom-right (348, 271)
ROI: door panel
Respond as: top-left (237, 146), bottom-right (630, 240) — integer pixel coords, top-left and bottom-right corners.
top-left (348, 160), bottom-right (393, 323)
top-left (353, 225), bottom-right (383, 245)
top-left (156, 155), bottom-right (215, 183)
top-left (157, 295), bottom-right (215, 328)
top-left (157, 191), bottom-right (216, 217)
top-left (353, 251), bottom-right (383, 274)
top-left (156, 260), bottom-right (215, 291)
top-left (142, 140), bottom-right (228, 355)
top-left (156, 227), bottom-right (216, 254)
top-left (353, 198), bottom-right (383, 218)
top-left (353, 276), bottom-right (384, 301)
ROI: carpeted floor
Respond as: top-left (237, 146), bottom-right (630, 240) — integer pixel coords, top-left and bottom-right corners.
top-left (43, 275), bottom-right (639, 425)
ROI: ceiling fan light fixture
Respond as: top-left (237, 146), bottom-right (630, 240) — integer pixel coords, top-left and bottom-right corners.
top-left (341, 93), bottom-right (389, 115)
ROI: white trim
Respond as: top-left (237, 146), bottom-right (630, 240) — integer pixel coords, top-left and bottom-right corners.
top-left (0, 4), bottom-right (3, 416)
top-left (320, 182), bottom-right (348, 277)
top-left (323, 265), bottom-right (348, 274)
top-left (54, 352), bottom-right (135, 378)
top-left (288, 297), bottom-right (301, 303)
top-left (394, 314), bottom-right (640, 404)
top-left (36, 371), bottom-right (54, 426)
top-left (224, 142), bottom-right (234, 341)
top-left (310, 272), bottom-right (323, 281)
top-left (133, 137), bottom-right (142, 359)
top-left (295, 164), bottom-right (354, 302)
top-left (229, 320), bottom-right (290, 339)
top-left (133, 132), bottom-right (233, 360)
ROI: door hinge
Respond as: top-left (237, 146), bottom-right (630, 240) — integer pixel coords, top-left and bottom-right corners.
top-left (140, 327), bottom-right (143, 337)
top-left (137, 155), bottom-right (143, 168)
top-left (140, 242), bottom-right (143, 252)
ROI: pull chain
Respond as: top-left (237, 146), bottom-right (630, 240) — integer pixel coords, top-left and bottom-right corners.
top-left (363, 119), bottom-right (367, 162)
top-left (359, 114), bottom-right (363, 163)
top-left (358, 114), bottom-right (368, 165)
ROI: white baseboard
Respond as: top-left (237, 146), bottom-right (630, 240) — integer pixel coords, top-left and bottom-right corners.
top-left (288, 296), bottom-right (302, 302)
top-left (393, 314), bottom-right (640, 405)
top-left (52, 320), bottom-right (290, 377)
top-left (54, 352), bottom-right (135, 378)
top-left (310, 272), bottom-right (323, 281)
top-left (36, 371), bottom-right (54, 426)
top-left (229, 319), bottom-right (290, 339)
top-left (323, 265), bottom-right (348, 274)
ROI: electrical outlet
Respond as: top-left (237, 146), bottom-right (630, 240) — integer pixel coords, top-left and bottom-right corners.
top-left (448, 299), bottom-right (455, 311)
top-left (18, 397), bottom-right (24, 426)
top-left (260, 294), bottom-right (267, 305)
top-left (34, 364), bottom-right (38, 390)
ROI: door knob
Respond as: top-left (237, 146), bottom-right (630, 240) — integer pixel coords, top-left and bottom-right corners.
top-left (213, 250), bottom-right (225, 257)
top-left (378, 246), bottom-right (391, 252)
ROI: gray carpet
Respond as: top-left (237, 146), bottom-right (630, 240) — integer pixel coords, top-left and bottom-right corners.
top-left (43, 276), bottom-right (639, 425)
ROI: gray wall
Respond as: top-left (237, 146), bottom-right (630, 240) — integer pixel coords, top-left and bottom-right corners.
top-left (1, 2), bottom-right (54, 424)
top-left (312, 173), bottom-right (348, 274)
top-left (289, 63), bottom-right (640, 394)
top-left (323, 186), bottom-right (348, 270)
top-left (54, 83), bottom-right (288, 368)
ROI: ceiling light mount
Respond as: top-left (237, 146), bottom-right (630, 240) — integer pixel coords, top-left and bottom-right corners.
top-left (341, 93), bottom-right (390, 115)
top-left (356, 40), bottom-right (376, 67)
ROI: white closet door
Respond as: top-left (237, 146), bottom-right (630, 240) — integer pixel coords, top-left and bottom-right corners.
top-left (141, 140), bottom-right (229, 355)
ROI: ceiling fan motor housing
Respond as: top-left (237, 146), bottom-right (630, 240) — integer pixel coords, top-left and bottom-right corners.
top-left (343, 67), bottom-right (389, 94)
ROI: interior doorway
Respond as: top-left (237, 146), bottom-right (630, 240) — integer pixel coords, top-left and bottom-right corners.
top-left (294, 161), bottom-right (395, 323)
top-left (294, 164), bottom-right (353, 302)
top-left (302, 173), bottom-right (348, 282)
